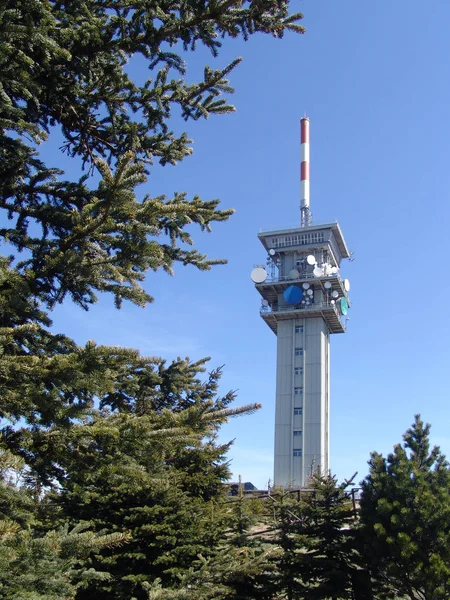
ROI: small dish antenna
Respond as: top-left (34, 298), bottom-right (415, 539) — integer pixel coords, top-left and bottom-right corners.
top-left (330, 266), bottom-right (338, 274)
top-left (331, 290), bottom-right (339, 299)
top-left (289, 269), bottom-right (300, 280)
top-left (340, 297), bottom-right (349, 315)
top-left (269, 249), bottom-right (276, 256)
top-left (313, 266), bottom-right (322, 278)
top-left (306, 255), bottom-right (316, 265)
top-left (330, 299), bottom-right (336, 305)
top-left (307, 289), bottom-right (313, 296)
top-left (302, 282), bottom-right (310, 290)
top-left (343, 278), bottom-right (351, 292)
top-left (324, 281), bottom-right (332, 289)
top-left (250, 267), bottom-right (267, 284)
top-left (261, 299), bottom-right (269, 307)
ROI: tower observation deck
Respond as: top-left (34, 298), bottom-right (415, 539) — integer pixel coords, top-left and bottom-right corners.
top-left (251, 119), bottom-right (351, 488)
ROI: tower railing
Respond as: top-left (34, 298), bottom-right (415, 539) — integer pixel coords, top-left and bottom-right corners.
top-left (262, 272), bottom-right (337, 283)
top-left (260, 300), bottom-right (345, 319)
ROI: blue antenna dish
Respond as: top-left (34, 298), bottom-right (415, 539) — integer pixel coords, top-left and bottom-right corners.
top-left (284, 285), bottom-right (303, 305)
top-left (339, 297), bottom-right (349, 315)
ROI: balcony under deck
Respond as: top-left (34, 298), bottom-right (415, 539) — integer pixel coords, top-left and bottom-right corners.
top-left (260, 302), bottom-right (346, 335)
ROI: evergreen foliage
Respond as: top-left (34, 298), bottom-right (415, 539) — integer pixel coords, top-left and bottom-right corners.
top-left (43, 364), bottom-right (260, 599)
top-left (291, 474), bottom-right (367, 600)
top-left (0, 521), bottom-right (129, 600)
top-left (360, 415), bottom-right (450, 600)
top-left (0, 1), bottom-right (305, 596)
top-left (0, 0), bottom-right (304, 310)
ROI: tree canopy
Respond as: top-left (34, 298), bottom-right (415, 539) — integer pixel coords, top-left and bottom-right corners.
top-left (0, 0), bottom-right (304, 310)
top-left (360, 415), bottom-right (450, 600)
top-left (0, 2), bottom-right (305, 598)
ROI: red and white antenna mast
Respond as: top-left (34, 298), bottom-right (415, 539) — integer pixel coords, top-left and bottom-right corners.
top-left (300, 117), bottom-right (312, 227)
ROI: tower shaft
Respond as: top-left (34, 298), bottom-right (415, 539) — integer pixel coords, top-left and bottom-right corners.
top-left (274, 318), bottom-right (329, 486)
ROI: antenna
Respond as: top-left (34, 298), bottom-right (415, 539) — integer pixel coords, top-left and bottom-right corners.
top-left (300, 117), bottom-right (312, 228)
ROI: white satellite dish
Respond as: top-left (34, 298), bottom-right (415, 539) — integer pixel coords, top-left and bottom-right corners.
top-left (307, 289), bottom-right (313, 296)
top-left (302, 282), bottom-right (310, 290)
top-left (332, 290), bottom-right (339, 299)
top-left (289, 269), bottom-right (300, 279)
top-left (250, 267), bottom-right (267, 284)
top-left (330, 299), bottom-right (336, 305)
top-left (305, 300), bottom-right (310, 305)
top-left (330, 266), bottom-right (338, 274)
top-left (306, 255), bottom-right (316, 266)
top-left (344, 278), bottom-right (351, 292)
top-left (269, 249), bottom-right (276, 256)
top-left (262, 299), bottom-right (269, 307)
top-left (301, 300), bottom-right (306, 305)
top-left (324, 281), bottom-right (332, 289)
top-left (313, 266), bottom-right (323, 277)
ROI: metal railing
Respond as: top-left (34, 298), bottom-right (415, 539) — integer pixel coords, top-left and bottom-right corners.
top-left (260, 300), bottom-right (343, 319)
top-left (261, 272), bottom-right (342, 285)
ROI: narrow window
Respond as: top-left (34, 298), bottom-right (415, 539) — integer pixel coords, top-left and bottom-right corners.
top-left (295, 367), bottom-right (303, 376)
top-left (293, 449), bottom-right (302, 457)
top-left (294, 387), bottom-right (303, 395)
top-left (295, 326), bottom-right (303, 334)
top-left (294, 408), bottom-right (303, 416)
top-left (294, 431), bottom-right (302, 437)
top-left (295, 348), bottom-right (303, 356)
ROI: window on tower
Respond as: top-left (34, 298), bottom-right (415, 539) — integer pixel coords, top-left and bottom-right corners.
top-left (295, 326), bottom-right (303, 334)
top-left (294, 387), bottom-right (303, 395)
top-left (294, 431), bottom-right (302, 436)
top-left (295, 367), bottom-right (303, 376)
top-left (294, 408), bottom-right (303, 416)
top-left (293, 449), bottom-right (302, 457)
top-left (295, 348), bottom-right (303, 356)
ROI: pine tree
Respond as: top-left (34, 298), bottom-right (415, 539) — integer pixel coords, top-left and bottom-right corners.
top-left (0, 1), bottom-right (304, 310)
top-left (292, 474), bottom-right (367, 600)
top-left (261, 477), bottom-right (369, 600)
top-left (0, 521), bottom-right (129, 600)
top-left (360, 415), bottom-right (450, 600)
top-left (39, 364), bottom-right (260, 599)
top-left (0, 2), bottom-right (305, 597)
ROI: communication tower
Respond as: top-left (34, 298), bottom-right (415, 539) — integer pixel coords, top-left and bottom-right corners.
top-left (250, 119), bottom-right (351, 488)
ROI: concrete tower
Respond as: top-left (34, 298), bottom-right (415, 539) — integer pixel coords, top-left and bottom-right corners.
top-left (251, 118), bottom-right (351, 488)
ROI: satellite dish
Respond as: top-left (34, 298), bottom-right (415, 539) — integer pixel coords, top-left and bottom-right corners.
top-left (269, 249), bottom-right (276, 256)
top-left (330, 266), bottom-right (338, 274)
top-left (307, 289), bottom-right (313, 296)
top-left (306, 255), bottom-right (316, 266)
top-left (261, 299), bottom-right (269, 307)
top-left (302, 282), bottom-right (310, 290)
top-left (289, 269), bottom-right (300, 280)
top-left (340, 297), bottom-right (349, 315)
top-left (330, 299), bottom-right (336, 305)
top-left (313, 266), bottom-right (323, 278)
top-left (305, 299), bottom-right (310, 305)
top-left (331, 290), bottom-right (339, 299)
top-left (250, 267), bottom-right (267, 284)
top-left (343, 278), bottom-right (351, 292)
top-left (324, 281), bottom-right (332, 289)
top-left (283, 285), bottom-right (303, 305)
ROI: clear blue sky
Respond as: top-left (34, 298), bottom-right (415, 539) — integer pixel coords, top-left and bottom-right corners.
top-left (44, 1), bottom-right (450, 488)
